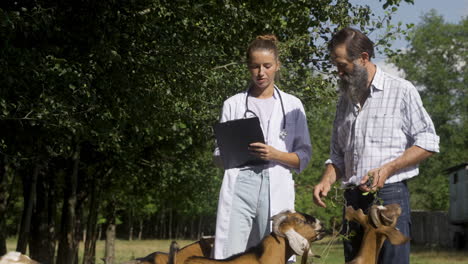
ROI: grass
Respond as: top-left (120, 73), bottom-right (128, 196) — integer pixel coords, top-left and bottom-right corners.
top-left (299, 242), bottom-right (468, 264)
top-left (6, 237), bottom-right (468, 263)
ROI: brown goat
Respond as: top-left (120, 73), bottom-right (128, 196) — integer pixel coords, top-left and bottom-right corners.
top-left (345, 204), bottom-right (410, 264)
top-left (125, 236), bottom-right (214, 264)
top-left (181, 211), bottom-right (324, 264)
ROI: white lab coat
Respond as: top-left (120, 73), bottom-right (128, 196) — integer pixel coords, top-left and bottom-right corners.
top-left (213, 87), bottom-right (312, 259)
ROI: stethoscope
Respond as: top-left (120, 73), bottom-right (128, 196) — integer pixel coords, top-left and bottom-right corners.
top-left (243, 85), bottom-right (287, 140)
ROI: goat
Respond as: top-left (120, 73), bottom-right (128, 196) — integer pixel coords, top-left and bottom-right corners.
top-left (0, 252), bottom-right (39, 264)
top-left (181, 210), bottom-right (324, 264)
top-left (123, 236), bottom-right (214, 264)
top-left (345, 204), bottom-right (410, 264)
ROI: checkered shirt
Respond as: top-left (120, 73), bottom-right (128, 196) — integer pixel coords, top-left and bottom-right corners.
top-left (326, 66), bottom-right (440, 185)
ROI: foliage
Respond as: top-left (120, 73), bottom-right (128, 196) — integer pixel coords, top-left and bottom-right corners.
top-left (391, 11), bottom-right (468, 210)
top-left (0, 0), bottom-right (416, 261)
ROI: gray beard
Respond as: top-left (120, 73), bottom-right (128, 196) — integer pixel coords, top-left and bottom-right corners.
top-left (339, 63), bottom-right (369, 104)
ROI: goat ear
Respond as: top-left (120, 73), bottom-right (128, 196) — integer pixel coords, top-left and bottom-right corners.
top-left (345, 206), bottom-right (367, 226)
top-left (378, 226), bottom-right (410, 245)
top-left (380, 204), bottom-right (402, 226)
top-left (284, 229), bottom-right (309, 256)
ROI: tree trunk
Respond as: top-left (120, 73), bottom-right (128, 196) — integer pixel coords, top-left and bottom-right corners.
top-left (48, 170), bottom-right (57, 263)
top-left (0, 156), bottom-right (9, 255)
top-left (175, 214), bottom-right (180, 239)
top-left (158, 211), bottom-right (165, 239)
top-left (104, 199), bottom-right (117, 264)
top-left (138, 220), bottom-right (143, 240)
top-left (97, 225), bottom-right (102, 241)
top-left (129, 226), bottom-right (134, 241)
top-left (197, 215), bottom-right (203, 239)
top-left (190, 217), bottom-right (195, 240)
top-left (104, 223), bottom-right (116, 264)
top-left (168, 209), bottom-right (173, 239)
top-left (128, 208), bottom-right (134, 241)
top-left (74, 178), bottom-right (87, 264)
top-left (56, 144), bottom-right (80, 264)
top-left (83, 174), bottom-right (100, 264)
top-left (29, 168), bottom-right (55, 264)
top-left (16, 162), bottom-right (40, 253)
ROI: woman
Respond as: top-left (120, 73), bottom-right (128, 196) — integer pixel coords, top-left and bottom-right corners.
top-left (213, 35), bottom-right (312, 259)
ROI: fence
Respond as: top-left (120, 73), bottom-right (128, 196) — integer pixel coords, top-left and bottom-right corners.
top-left (411, 210), bottom-right (466, 248)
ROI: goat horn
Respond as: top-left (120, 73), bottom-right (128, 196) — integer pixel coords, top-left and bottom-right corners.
top-left (272, 212), bottom-right (289, 237)
top-left (369, 205), bottom-right (383, 228)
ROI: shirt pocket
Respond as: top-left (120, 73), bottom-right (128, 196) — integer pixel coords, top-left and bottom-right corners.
top-left (368, 114), bottom-right (402, 148)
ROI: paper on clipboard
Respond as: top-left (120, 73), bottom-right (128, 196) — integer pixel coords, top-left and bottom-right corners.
top-left (213, 117), bottom-right (267, 169)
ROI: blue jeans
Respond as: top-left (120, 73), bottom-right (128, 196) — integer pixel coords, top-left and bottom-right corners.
top-left (224, 166), bottom-right (270, 258)
top-left (342, 181), bottom-right (411, 264)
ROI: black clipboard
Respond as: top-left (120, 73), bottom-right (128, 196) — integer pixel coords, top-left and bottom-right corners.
top-left (213, 117), bottom-right (267, 169)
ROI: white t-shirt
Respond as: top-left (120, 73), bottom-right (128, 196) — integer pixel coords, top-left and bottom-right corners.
top-left (247, 95), bottom-right (276, 142)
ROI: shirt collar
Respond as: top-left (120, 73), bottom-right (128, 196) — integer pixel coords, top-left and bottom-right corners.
top-left (370, 65), bottom-right (384, 93)
top-left (246, 84), bottom-right (279, 99)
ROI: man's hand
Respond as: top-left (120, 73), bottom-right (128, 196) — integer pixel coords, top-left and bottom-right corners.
top-left (313, 164), bottom-right (339, 208)
top-left (359, 163), bottom-right (395, 192)
top-left (359, 146), bottom-right (434, 192)
top-left (313, 181), bottom-right (332, 208)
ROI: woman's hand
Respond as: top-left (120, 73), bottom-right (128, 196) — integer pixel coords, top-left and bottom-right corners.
top-left (249, 142), bottom-right (279, 161)
top-left (249, 142), bottom-right (300, 169)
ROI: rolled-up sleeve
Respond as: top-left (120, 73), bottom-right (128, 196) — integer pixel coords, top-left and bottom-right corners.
top-left (292, 102), bottom-right (312, 173)
top-left (403, 84), bottom-right (440, 153)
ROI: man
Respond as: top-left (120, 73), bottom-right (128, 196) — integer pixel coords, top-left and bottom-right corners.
top-left (313, 27), bottom-right (439, 264)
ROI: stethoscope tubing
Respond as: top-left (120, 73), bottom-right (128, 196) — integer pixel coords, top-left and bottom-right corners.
top-left (243, 85), bottom-right (286, 132)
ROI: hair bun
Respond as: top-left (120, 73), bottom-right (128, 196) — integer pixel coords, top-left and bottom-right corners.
top-left (256, 34), bottom-right (278, 45)
top-left (247, 34), bottom-right (280, 62)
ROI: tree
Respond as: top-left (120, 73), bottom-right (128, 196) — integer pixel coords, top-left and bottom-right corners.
top-left (0, 0), bottom-right (414, 262)
top-left (391, 11), bottom-right (468, 210)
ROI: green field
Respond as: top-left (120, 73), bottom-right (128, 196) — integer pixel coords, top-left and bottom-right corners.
top-left (6, 238), bottom-right (468, 263)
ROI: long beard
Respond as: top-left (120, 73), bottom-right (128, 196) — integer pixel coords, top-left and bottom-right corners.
top-left (339, 63), bottom-right (368, 104)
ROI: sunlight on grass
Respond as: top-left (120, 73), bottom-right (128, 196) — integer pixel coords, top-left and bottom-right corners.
top-left (5, 237), bottom-right (468, 263)
top-left (97, 239), bottom-right (194, 262)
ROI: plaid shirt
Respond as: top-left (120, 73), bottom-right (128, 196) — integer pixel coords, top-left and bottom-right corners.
top-left (326, 66), bottom-right (439, 185)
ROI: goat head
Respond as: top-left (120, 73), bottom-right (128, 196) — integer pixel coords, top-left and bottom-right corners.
top-left (272, 210), bottom-right (324, 257)
top-left (346, 204), bottom-right (410, 245)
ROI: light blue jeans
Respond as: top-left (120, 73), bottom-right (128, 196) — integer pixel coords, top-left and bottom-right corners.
top-left (224, 165), bottom-right (270, 258)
